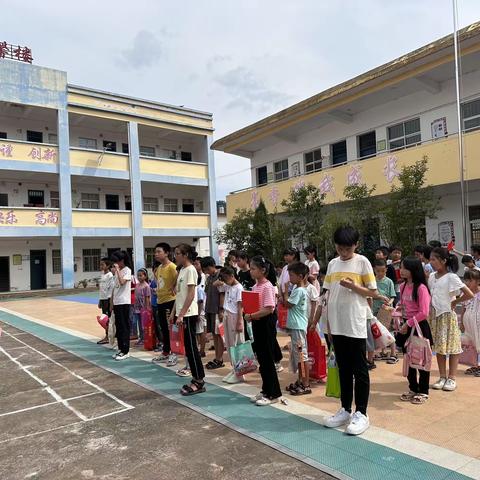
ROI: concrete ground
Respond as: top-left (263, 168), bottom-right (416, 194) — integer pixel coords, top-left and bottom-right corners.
top-left (0, 322), bottom-right (331, 480)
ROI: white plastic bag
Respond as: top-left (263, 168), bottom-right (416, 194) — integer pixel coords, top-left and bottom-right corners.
top-left (371, 317), bottom-right (395, 349)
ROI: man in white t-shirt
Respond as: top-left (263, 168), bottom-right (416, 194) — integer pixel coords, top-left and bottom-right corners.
top-left (322, 226), bottom-right (388, 436)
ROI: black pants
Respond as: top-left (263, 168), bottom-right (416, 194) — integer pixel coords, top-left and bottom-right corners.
top-left (407, 367), bottom-right (430, 395)
top-left (183, 316), bottom-right (205, 381)
top-left (271, 309), bottom-right (283, 363)
top-left (158, 300), bottom-right (175, 354)
top-left (252, 314), bottom-right (281, 399)
top-left (151, 306), bottom-right (162, 345)
top-left (114, 304), bottom-right (131, 354)
top-left (99, 299), bottom-right (111, 318)
top-left (332, 335), bottom-right (370, 415)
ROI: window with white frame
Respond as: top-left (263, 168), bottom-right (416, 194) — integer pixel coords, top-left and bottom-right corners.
top-left (82, 248), bottom-right (101, 272)
top-left (140, 145), bottom-right (155, 157)
top-left (52, 249), bottom-right (61, 274)
top-left (50, 191), bottom-right (60, 208)
top-left (387, 118), bottom-right (421, 150)
top-left (143, 196), bottom-right (159, 211)
top-left (304, 148), bottom-right (322, 173)
top-left (462, 98), bottom-right (480, 132)
top-left (164, 198), bottom-right (178, 212)
top-left (274, 159), bottom-right (289, 181)
top-left (81, 193), bottom-right (100, 209)
top-left (79, 137), bottom-right (98, 150)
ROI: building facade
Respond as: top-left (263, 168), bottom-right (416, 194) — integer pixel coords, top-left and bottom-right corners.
top-left (0, 59), bottom-right (217, 292)
top-left (212, 23), bottom-right (480, 252)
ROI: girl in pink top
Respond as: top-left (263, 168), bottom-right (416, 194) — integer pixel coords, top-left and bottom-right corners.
top-left (245, 256), bottom-right (282, 406)
top-left (397, 257), bottom-right (432, 405)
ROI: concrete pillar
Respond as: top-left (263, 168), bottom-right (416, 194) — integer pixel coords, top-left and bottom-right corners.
top-left (205, 135), bottom-right (219, 261)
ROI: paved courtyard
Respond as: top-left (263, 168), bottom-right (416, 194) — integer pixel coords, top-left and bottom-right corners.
top-left (1, 292), bottom-right (479, 479)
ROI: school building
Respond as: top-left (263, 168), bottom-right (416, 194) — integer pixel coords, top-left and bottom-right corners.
top-left (0, 55), bottom-right (217, 292)
top-left (212, 22), bottom-right (480, 253)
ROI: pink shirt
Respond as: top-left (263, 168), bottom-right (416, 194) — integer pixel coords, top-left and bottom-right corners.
top-left (400, 283), bottom-right (431, 327)
top-left (252, 279), bottom-right (276, 308)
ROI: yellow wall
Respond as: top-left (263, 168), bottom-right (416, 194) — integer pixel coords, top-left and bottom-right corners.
top-left (72, 210), bottom-right (131, 229)
top-left (142, 213), bottom-right (209, 229)
top-left (70, 149), bottom-right (129, 172)
top-left (0, 208), bottom-right (60, 227)
top-left (0, 140), bottom-right (58, 165)
top-left (227, 130), bottom-right (480, 219)
top-left (140, 158), bottom-right (207, 179)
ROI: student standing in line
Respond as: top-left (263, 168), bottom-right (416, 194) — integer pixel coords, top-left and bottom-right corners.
top-left (111, 250), bottom-right (133, 361)
top-left (304, 245), bottom-right (321, 294)
top-left (97, 257), bottom-right (114, 345)
top-left (150, 262), bottom-right (162, 351)
top-left (132, 268), bottom-right (151, 347)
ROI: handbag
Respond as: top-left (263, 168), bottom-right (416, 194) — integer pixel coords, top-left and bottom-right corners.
top-left (402, 319), bottom-right (433, 376)
top-left (459, 334), bottom-right (478, 367)
top-left (141, 309), bottom-right (156, 351)
top-left (229, 338), bottom-right (258, 376)
top-left (169, 323), bottom-right (185, 356)
top-left (325, 350), bottom-right (341, 398)
top-left (306, 329), bottom-right (327, 380)
top-left (371, 318), bottom-right (395, 349)
top-left (97, 314), bottom-right (109, 331)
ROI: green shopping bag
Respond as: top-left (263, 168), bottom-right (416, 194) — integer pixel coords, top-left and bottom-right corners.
top-left (325, 350), bottom-right (341, 398)
top-left (229, 340), bottom-right (258, 376)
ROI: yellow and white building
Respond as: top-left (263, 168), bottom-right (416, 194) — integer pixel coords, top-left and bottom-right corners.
top-left (213, 22), bottom-right (480, 252)
top-left (0, 59), bottom-right (217, 292)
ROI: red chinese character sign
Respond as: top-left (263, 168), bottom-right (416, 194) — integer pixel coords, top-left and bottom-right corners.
top-left (383, 156), bottom-right (400, 183)
top-left (346, 165), bottom-right (362, 186)
top-left (0, 210), bottom-right (18, 224)
top-left (0, 42), bottom-right (33, 63)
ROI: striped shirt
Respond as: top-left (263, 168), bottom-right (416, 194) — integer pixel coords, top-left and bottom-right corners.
top-left (252, 279), bottom-right (276, 308)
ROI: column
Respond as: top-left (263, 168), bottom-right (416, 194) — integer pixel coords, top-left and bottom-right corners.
top-left (127, 121), bottom-right (145, 272)
top-left (205, 135), bottom-right (219, 262)
top-left (57, 108), bottom-right (74, 288)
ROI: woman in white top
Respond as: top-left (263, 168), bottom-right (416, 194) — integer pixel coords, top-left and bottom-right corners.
top-left (304, 245), bottom-right (321, 294)
top-left (429, 248), bottom-right (473, 392)
top-left (111, 250), bottom-right (133, 361)
top-left (169, 244), bottom-right (205, 396)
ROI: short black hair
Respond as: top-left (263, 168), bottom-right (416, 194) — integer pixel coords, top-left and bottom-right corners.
top-left (100, 257), bottom-right (111, 266)
top-left (464, 269), bottom-right (480, 281)
top-left (237, 251), bottom-right (249, 261)
top-left (462, 254), bottom-right (475, 264)
top-left (376, 246), bottom-right (390, 257)
top-left (219, 266), bottom-right (236, 279)
top-left (200, 256), bottom-right (216, 269)
top-left (390, 245), bottom-right (402, 253)
top-left (373, 258), bottom-right (387, 268)
top-left (287, 261), bottom-right (309, 276)
top-left (428, 240), bottom-right (442, 249)
top-left (155, 242), bottom-right (171, 253)
top-left (333, 225), bottom-right (359, 246)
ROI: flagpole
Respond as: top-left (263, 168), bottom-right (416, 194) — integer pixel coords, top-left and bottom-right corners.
top-left (452, 0), bottom-right (468, 250)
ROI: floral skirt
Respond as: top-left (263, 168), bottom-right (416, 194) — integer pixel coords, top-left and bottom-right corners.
top-left (429, 309), bottom-right (462, 355)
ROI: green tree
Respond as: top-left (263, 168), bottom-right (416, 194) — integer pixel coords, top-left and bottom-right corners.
top-left (214, 207), bottom-right (254, 254)
top-left (380, 156), bottom-right (440, 254)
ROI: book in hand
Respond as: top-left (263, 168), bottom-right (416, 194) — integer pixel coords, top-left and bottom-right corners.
top-left (242, 291), bottom-right (260, 314)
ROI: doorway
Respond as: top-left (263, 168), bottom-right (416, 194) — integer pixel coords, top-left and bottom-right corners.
top-left (0, 257), bottom-right (10, 292)
top-left (105, 194), bottom-right (120, 210)
top-left (30, 250), bottom-right (47, 290)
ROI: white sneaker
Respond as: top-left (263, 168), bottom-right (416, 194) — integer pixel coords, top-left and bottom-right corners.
top-left (345, 411), bottom-right (370, 436)
top-left (275, 363), bottom-right (284, 373)
top-left (324, 408), bottom-right (352, 428)
top-left (112, 351), bottom-right (119, 358)
top-left (115, 352), bottom-right (130, 361)
top-left (443, 378), bottom-right (457, 391)
top-left (256, 397), bottom-right (279, 406)
top-left (166, 354), bottom-right (178, 367)
top-left (250, 392), bottom-right (264, 403)
top-left (226, 372), bottom-right (244, 384)
top-left (222, 371), bottom-right (235, 383)
top-left (432, 377), bottom-right (447, 390)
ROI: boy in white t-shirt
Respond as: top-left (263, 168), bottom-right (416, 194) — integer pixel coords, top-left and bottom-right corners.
top-left (323, 226), bottom-right (388, 436)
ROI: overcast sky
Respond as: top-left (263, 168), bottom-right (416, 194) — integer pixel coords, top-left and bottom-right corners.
top-left (2, 1), bottom-right (479, 199)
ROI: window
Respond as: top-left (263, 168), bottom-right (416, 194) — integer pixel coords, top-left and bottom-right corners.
top-left (50, 191), bottom-right (60, 208)
top-left (331, 140), bottom-right (347, 166)
top-left (103, 140), bottom-right (117, 152)
top-left (304, 148), bottom-right (322, 173)
top-left (182, 199), bottom-right (195, 213)
top-left (81, 193), bottom-right (100, 209)
top-left (181, 151), bottom-right (192, 161)
top-left (79, 137), bottom-right (98, 150)
top-left (274, 159), bottom-right (289, 181)
top-left (52, 249), bottom-right (61, 274)
top-left (0, 132), bottom-right (6, 139)
top-left (145, 247), bottom-right (155, 267)
top-left (125, 195), bottom-right (132, 211)
top-left (105, 194), bottom-right (119, 210)
top-left (28, 190), bottom-right (44, 206)
top-left (140, 145), bottom-right (155, 157)
top-left (83, 248), bottom-right (101, 273)
top-left (470, 205), bottom-right (480, 244)
top-left (143, 196), bottom-right (159, 211)
top-left (387, 118), bottom-right (421, 150)
top-left (358, 131), bottom-right (376, 158)
top-left (462, 99), bottom-right (480, 132)
top-left (164, 198), bottom-right (178, 212)
top-left (48, 133), bottom-right (58, 144)
top-left (0, 193), bottom-right (8, 206)
top-left (122, 143), bottom-right (129, 154)
top-left (27, 130), bottom-right (43, 143)
top-left (257, 166), bottom-right (268, 186)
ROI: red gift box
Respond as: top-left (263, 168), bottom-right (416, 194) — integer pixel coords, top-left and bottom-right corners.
top-left (141, 309), bottom-right (156, 351)
top-left (242, 291), bottom-right (260, 314)
top-left (307, 330), bottom-right (327, 380)
top-left (169, 323), bottom-right (185, 356)
top-left (277, 303), bottom-right (288, 330)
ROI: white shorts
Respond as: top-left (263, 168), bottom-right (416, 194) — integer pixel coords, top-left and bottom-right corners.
top-left (196, 314), bottom-right (206, 335)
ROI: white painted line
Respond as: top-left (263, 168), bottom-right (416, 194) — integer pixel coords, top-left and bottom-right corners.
top-left (0, 421), bottom-right (84, 445)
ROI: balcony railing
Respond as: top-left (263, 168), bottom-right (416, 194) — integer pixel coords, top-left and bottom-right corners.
top-left (69, 147), bottom-right (129, 172)
top-left (0, 207), bottom-right (60, 227)
top-left (140, 155), bottom-right (208, 179)
top-left (72, 209), bottom-right (131, 229)
top-left (142, 211), bottom-right (209, 229)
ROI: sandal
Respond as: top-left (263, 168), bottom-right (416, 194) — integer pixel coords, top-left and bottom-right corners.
top-left (176, 368), bottom-right (191, 377)
top-left (411, 394), bottom-right (428, 405)
top-left (465, 366), bottom-right (480, 375)
top-left (286, 381), bottom-right (300, 392)
top-left (97, 338), bottom-right (109, 345)
top-left (386, 356), bottom-right (399, 364)
top-left (400, 391), bottom-right (416, 401)
top-left (181, 380), bottom-right (206, 396)
top-left (374, 352), bottom-right (389, 361)
top-left (206, 359), bottom-right (224, 370)
top-left (474, 370), bottom-right (480, 377)
top-left (290, 383), bottom-right (312, 396)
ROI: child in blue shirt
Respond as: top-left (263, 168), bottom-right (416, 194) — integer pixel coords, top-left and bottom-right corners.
top-left (285, 262), bottom-right (311, 395)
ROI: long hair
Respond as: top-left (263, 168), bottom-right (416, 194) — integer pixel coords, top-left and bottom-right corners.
top-left (431, 247), bottom-right (459, 273)
top-left (283, 247), bottom-right (300, 262)
top-left (251, 255), bottom-right (277, 285)
top-left (304, 245), bottom-right (318, 260)
top-left (401, 256), bottom-right (428, 303)
top-left (175, 243), bottom-right (198, 263)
